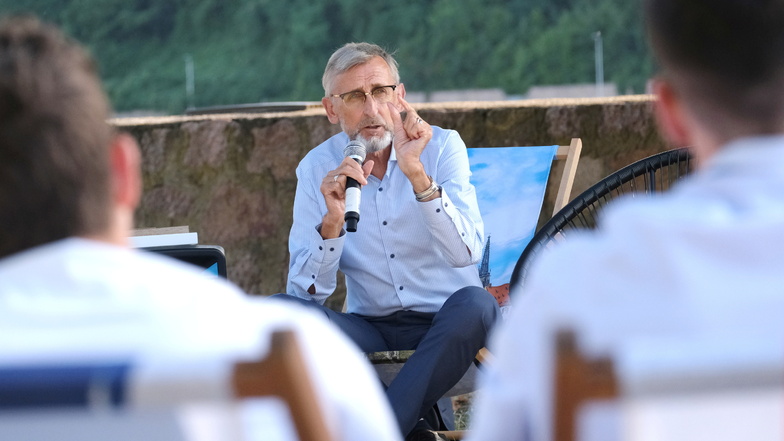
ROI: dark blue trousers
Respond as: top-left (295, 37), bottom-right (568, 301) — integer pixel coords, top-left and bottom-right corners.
top-left (271, 286), bottom-right (499, 436)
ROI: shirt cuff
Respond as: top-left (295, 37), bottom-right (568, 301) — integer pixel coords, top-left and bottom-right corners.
top-left (312, 224), bottom-right (345, 266)
top-left (418, 188), bottom-right (460, 227)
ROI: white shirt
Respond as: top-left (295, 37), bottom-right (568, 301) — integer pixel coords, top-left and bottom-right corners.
top-left (467, 135), bottom-right (784, 441)
top-left (0, 238), bottom-right (401, 441)
top-left (287, 127), bottom-right (484, 316)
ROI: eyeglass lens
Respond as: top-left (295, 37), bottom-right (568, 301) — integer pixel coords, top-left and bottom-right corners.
top-left (343, 86), bottom-right (395, 106)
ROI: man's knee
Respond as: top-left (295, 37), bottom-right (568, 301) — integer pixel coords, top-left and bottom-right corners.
top-left (451, 286), bottom-right (499, 312)
top-left (443, 286), bottom-right (500, 329)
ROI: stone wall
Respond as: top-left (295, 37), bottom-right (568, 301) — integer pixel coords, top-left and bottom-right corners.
top-left (114, 95), bottom-right (673, 301)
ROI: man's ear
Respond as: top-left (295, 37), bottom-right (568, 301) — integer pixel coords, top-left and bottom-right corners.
top-left (652, 79), bottom-right (691, 146)
top-left (110, 132), bottom-right (142, 211)
top-left (322, 96), bottom-right (340, 124)
top-left (397, 82), bottom-right (406, 99)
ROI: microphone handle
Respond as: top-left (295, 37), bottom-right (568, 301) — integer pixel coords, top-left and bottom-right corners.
top-left (344, 155), bottom-right (364, 232)
top-left (345, 176), bottom-right (361, 232)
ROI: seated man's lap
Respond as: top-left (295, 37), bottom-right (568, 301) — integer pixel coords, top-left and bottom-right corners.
top-left (269, 287), bottom-right (498, 353)
top-left (268, 293), bottom-right (388, 352)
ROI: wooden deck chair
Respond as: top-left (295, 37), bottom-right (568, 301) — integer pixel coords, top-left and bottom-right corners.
top-left (621, 342), bottom-right (784, 441)
top-left (366, 139), bottom-right (582, 439)
top-left (552, 328), bottom-right (784, 441)
top-left (233, 329), bottom-right (335, 441)
top-left (469, 138), bottom-right (582, 308)
top-left (552, 329), bottom-right (618, 441)
top-left (0, 329), bottom-right (334, 441)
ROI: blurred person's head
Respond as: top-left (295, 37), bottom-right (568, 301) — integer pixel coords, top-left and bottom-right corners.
top-left (0, 15), bottom-right (140, 259)
top-left (644, 0), bottom-right (784, 158)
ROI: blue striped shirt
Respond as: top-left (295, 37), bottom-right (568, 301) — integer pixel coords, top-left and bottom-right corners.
top-left (287, 127), bottom-right (484, 316)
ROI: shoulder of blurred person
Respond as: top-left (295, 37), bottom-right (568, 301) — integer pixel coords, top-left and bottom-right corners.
top-left (0, 236), bottom-right (401, 441)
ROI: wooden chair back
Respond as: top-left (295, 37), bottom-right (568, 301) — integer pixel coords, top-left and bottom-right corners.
top-left (553, 329), bottom-right (618, 441)
top-left (233, 329), bottom-right (336, 441)
top-left (0, 329), bottom-right (334, 441)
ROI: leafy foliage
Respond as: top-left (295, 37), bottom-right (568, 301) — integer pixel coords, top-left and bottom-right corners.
top-left (2, 0), bottom-right (656, 114)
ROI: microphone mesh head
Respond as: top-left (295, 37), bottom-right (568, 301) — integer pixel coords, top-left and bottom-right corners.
top-left (343, 140), bottom-right (367, 162)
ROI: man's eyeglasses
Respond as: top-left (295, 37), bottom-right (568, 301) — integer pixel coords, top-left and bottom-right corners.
top-left (331, 85), bottom-right (397, 109)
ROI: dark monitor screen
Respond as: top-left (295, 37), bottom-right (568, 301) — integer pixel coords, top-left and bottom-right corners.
top-left (142, 245), bottom-right (227, 279)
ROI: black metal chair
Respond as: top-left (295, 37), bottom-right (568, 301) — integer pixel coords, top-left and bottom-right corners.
top-left (510, 148), bottom-right (693, 294)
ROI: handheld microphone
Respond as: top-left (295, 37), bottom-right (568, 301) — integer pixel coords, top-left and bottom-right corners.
top-left (343, 139), bottom-right (367, 232)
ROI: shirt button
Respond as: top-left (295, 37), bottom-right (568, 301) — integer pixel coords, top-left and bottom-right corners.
top-left (318, 246), bottom-right (323, 250)
top-left (311, 275), bottom-right (316, 279)
top-left (383, 221), bottom-right (388, 225)
top-left (329, 247), bottom-right (335, 251)
top-left (390, 254), bottom-right (395, 259)
top-left (436, 208), bottom-right (441, 213)
top-left (399, 286), bottom-right (404, 291)
top-left (461, 232), bottom-right (465, 236)
top-left (445, 202), bottom-right (449, 207)
top-left (379, 187), bottom-right (383, 191)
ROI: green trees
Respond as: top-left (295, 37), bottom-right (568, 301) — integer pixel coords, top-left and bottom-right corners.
top-left (2, 0), bottom-right (656, 114)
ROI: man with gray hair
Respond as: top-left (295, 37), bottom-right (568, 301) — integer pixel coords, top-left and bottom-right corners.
top-left (281, 42), bottom-right (499, 441)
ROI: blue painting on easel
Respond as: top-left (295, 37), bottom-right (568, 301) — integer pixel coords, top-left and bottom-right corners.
top-left (467, 146), bottom-right (557, 304)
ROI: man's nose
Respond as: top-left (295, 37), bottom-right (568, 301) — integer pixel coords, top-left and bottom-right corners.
top-left (362, 94), bottom-right (379, 116)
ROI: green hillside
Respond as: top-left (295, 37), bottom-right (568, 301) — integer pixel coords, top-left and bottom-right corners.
top-left (2, 0), bottom-right (656, 114)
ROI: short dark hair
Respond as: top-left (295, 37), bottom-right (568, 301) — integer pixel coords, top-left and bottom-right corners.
top-left (644, 0), bottom-right (784, 138)
top-left (0, 16), bottom-right (114, 258)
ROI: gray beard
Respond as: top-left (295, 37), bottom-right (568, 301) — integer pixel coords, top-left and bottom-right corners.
top-left (356, 130), bottom-right (393, 154)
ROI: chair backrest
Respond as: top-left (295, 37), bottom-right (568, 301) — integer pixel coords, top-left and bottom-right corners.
top-left (0, 362), bottom-right (131, 410)
top-left (469, 138), bottom-right (582, 307)
top-left (0, 330), bottom-right (333, 441)
top-left (511, 147), bottom-right (692, 294)
top-left (552, 329), bottom-right (618, 441)
top-left (233, 329), bottom-right (335, 441)
top-left (552, 328), bottom-right (784, 441)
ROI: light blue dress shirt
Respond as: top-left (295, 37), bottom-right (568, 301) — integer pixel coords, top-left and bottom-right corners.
top-left (287, 127), bottom-right (484, 316)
